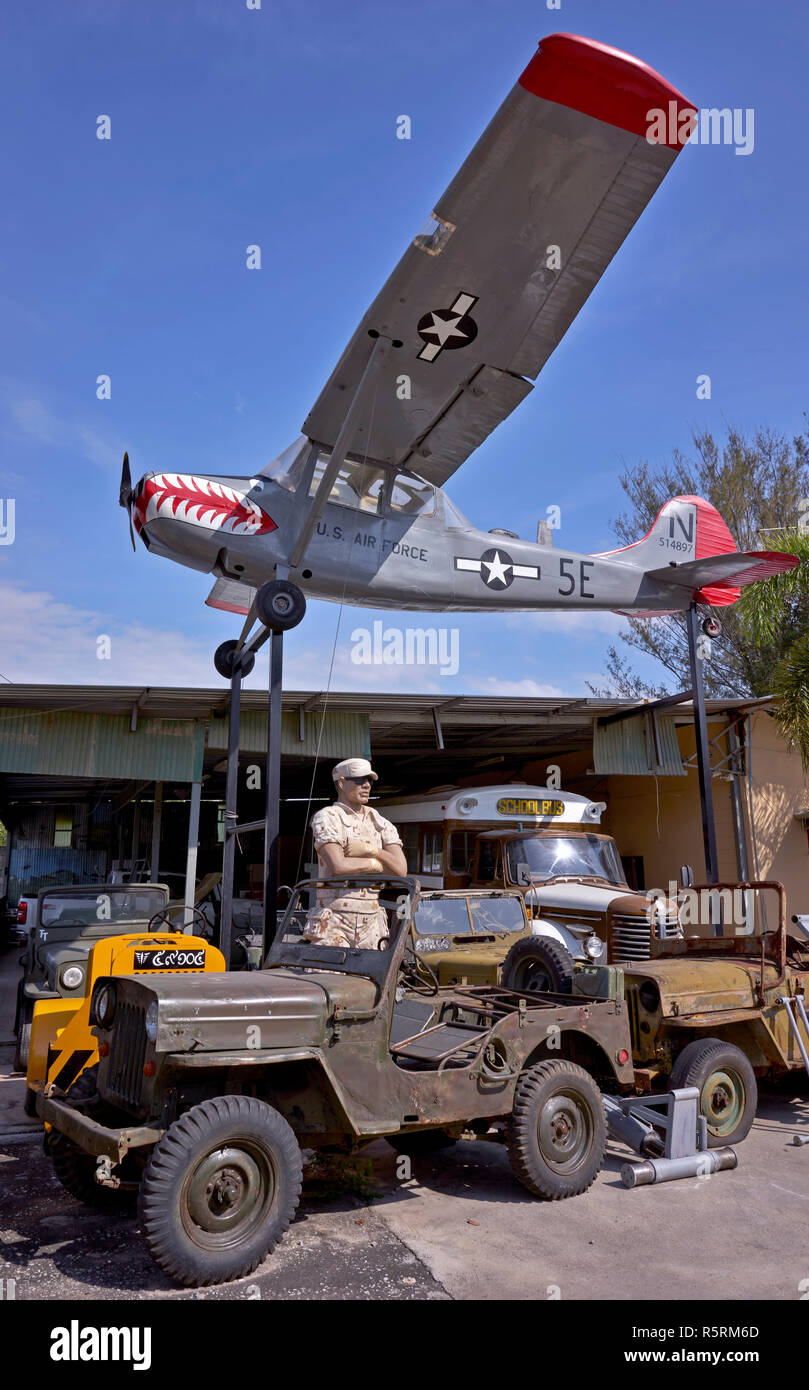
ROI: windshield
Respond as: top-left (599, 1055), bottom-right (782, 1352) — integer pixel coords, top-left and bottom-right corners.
top-left (414, 894), bottom-right (525, 936)
top-left (506, 836), bottom-right (627, 886)
top-left (39, 887), bottom-right (168, 929)
top-left (268, 878), bottom-right (413, 979)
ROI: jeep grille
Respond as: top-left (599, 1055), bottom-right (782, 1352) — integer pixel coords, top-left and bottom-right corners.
top-left (106, 1001), bottom-right (147, 1109)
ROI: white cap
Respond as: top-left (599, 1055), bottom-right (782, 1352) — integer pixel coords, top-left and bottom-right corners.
top-left (332, 757), bottom-right (378, 783)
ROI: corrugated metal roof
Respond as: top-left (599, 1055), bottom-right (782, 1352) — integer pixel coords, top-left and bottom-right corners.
top-left (593, 712), bottom-right (685, 776)
top-left (206, 710), bottom-right (369, 759)
top-left (0, 710), bottom-right (205, 782)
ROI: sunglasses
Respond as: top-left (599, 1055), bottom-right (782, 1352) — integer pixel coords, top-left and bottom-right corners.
top-left (344, 776), bottom-right (373, 786)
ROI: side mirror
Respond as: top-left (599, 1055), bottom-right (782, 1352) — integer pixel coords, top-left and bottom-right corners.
top-left (680, 864), bottom-right (694, 888)
top-left (516, 862), bottom-right (531, 887)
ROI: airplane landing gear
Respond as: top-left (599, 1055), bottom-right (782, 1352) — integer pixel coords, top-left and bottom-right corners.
top-left (214, 640), bottom-right (255, 680)
top-left (255, 580), bottom-right (307, 632)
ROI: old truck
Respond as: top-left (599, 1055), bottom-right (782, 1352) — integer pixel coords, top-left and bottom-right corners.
top-left (381, 784), bottom-right (680, 986)
top-left (13, 883), bottom-right (171, 1073)
top-left (620, 881), bottom-right (809, 1146)
top-left (37, 876), bottom-right (635, 1288)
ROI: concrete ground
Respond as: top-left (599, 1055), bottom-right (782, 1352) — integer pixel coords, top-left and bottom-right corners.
top-left (1, 943), bottom-right (807, 1302)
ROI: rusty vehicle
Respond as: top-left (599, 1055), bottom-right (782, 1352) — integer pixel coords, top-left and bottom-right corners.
top-left (36, 876), bottom-right (635, 1288)
top-left (382, 785), bottom-right (680, 989)
top-left (622, 882), bottom-right (809, 1147)
top-left (13, 883), bottom-right (171, 1073)
top-left (25, 911), bottom-right (225, 1118)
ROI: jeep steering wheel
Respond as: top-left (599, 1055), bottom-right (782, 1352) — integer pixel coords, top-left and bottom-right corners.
top-left (147, 906), bottom-right (209, 935)
top-left (399, 943), bottom-right (439, 996)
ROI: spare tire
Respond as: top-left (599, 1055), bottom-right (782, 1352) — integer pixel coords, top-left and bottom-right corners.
top-left (500, 937), bottom-right (574, 994)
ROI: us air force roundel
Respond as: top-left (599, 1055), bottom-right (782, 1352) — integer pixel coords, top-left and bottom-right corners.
top-left (454, 548), bottom-right (541, 589)
top-left (417, 292), bottom-right (479, 362)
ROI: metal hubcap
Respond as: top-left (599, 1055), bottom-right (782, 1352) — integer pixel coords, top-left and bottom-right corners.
top-left (537, 1091), bottom-right (592, 1173)
top-left (272, 594), bottom-right (292, 615)
top-left (703, 1068), bottom-right (744, 1134)
top-left (183, 1142), bottom-right (276, 1248)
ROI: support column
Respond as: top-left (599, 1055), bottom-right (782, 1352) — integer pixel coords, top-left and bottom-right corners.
top-left (150, 782), bottom-right (163, 882)
top-left (262, 629), bottom-right (283, 956)
top-left (685, 604), bottom-right (720, 927)
top-left (183, 780), bottom-right (202, 932)
top-left (220, 666), bottom-right (242, 969)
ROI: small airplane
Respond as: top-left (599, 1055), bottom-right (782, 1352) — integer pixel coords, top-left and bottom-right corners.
top-left (120, 33), bottom-right (798, 621)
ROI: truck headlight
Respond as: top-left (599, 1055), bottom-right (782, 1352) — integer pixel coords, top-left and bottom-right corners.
top-left (145, 1001), bottom-right (159, 1042)
top-left (92, 982), bottom-right (116, 1028)
top-left (414, 935), bottom-right (451, 953)
top-left (60, 964), bottom-right (84, 990)
top-left (584, 934), bottom-right (604, 961)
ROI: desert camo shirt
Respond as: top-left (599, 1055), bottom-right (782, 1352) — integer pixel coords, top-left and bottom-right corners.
top-left (305, 802), bottom-right (403, 948)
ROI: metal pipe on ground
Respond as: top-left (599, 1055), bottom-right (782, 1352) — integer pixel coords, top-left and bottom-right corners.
top-left (621, 1147), bottom-right (737, 1187)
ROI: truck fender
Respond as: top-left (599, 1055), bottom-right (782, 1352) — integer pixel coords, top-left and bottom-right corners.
top-left (530, 916), bottom-right (586, 962)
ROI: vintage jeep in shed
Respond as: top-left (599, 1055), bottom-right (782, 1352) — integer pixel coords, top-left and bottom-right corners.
top-left (622, 881), bottom-right (809, 1147)
top-left (37, 876), bottom-right (635, 1288)
top-left (13, 883), bottom-right (171, 1072)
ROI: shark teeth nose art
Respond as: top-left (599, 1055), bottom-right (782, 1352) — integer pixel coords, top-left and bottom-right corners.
top-left (134, 474), bottom-right (277, 537)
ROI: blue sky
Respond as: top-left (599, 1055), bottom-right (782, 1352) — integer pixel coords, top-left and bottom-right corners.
top-left (1, 0), bottom-right (807, 696)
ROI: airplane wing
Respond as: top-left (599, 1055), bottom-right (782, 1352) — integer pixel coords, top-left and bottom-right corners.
top-left (205, 577), bottom-right (256, 616)
top-left (303, 32), bottom-right (695, 486)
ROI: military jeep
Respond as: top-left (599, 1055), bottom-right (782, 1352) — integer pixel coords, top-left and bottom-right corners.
top-left (13, 883), bottom-right (170, 1073)
top-left (623, 881), bottom-right (809, 1147)
top-left (37, 876), bottom-right (635, 1288)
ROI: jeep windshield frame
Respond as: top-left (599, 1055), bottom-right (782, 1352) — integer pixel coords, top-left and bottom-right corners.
top-left (504, 834), bottom-right (627, 888)
top-left (37, 884), bottom-right (170, 931)
top-left (265, 875), bottom-right (417, 989)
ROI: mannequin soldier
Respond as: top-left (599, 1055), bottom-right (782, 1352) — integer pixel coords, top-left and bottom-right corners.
top-left (304, 758), bottom-right (407, 949)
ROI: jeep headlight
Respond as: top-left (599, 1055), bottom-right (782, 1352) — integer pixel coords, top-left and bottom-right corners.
top-left (584, 933), bottom-right (604, 961)
top-left (414, 935), bottom-right (451, 953)
top-left (60, 964), bottom-right (84, 990)
top-left (145, 1000), bottom-right (159, 1043)
top-left (92, 982), bottom-right (116, 1028)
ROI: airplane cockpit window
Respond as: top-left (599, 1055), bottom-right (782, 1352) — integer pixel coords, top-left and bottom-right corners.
top-left (442, 493), bottom-right (471, 528)
top-left (389, 474), bottom-right (435, 516)
top-left (308, 458), bottom-right (386, 514)
top-left (264, 437), bottom-right (312, 492)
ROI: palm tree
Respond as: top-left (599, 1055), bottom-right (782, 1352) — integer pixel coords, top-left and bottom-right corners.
top-left (736, 527), bottom-right (809, 768)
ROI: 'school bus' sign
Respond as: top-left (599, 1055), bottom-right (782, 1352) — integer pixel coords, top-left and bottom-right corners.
top-left (495, 797), bottom-right (565, 817)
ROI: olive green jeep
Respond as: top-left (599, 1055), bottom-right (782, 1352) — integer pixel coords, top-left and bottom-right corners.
top-left (37, 876), bottom-right (634, 1288)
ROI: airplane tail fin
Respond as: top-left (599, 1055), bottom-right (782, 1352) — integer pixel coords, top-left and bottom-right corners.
top-left (595, 494), bottom-right (798, 606)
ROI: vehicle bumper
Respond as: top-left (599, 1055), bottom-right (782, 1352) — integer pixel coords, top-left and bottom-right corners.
top-left (36, 1092), bottom-right (163, 1161)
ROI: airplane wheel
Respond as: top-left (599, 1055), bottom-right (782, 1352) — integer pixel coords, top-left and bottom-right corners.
top-left (255, 581), bottom-right (306, 633)
top-left (702, 616), bottom-right (721, 639)
top-left (214, 640), bottom-right (255, 679)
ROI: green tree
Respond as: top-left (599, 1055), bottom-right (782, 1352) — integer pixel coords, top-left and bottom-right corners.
top-left (590, 422), bottom-right (809, 701)
top-left (736, 527), bottom-right (809, 768)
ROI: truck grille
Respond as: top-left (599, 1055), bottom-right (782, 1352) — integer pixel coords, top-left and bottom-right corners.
top-left (106, 1001), bottom-right (147, 1109)
top-left (609, 912), bottom-right (653, 962)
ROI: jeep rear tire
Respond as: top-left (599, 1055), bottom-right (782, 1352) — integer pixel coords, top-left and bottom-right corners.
top-left (500, 937), bottom-right (574, 994)
top-left (139, 1095), bottom-right (302, 1288)
top-left (669, 1037), bottom-right (757, 1147)
top-left (506, 1059), bottom-right (606, 1199)
top-left (49, 1066), bottom-right (138, 1208)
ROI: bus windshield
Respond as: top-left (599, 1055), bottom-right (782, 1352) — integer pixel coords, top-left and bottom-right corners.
top-left (506, 835), bottom-right (627, 886)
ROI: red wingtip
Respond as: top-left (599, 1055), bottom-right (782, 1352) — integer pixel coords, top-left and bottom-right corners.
top-left (519, 33), bottom-right (696, 149)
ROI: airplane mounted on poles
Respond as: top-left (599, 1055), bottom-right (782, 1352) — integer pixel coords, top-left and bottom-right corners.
top-left (119, 33), bottom-right (798, 637)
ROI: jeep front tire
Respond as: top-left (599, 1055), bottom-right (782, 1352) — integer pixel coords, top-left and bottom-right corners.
top-left (506, 1059), bottom-right (606, 1199)
top-left (669, 1037), bottom-right (757, 1147)
top-left (139, 1095), bottom-right (303, 1288)
top-left (500, 937), bottom-right (574, 994)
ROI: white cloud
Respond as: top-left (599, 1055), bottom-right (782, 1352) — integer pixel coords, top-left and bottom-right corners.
top-left (468, 677), bottom-right (565, 698)
top-left (3, 386), bottom-right (124, 472)
top-left (504, 609), bottom-right (626, 636)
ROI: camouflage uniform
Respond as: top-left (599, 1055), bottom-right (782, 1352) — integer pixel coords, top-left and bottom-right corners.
top-left (305, 803), bottom-right (403, 949)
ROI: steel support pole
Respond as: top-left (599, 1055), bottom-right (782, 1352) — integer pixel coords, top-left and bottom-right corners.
top-left (262, 628), bottom-right (284, 955)
top-left (685, 604), bottom-right (720, 911)
top-left (220, 663), bottom-right (243, 969)
top-left (150, 781), bottom-right (163, 882)
top-left (183, 780), bottom-right (202, 932)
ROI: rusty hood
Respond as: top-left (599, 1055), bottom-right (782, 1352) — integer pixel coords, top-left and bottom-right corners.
top-left (623, 955), bottom-right (781, 1015)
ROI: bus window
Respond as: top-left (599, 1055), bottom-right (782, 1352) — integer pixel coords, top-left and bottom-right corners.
top-left (448, 830), bottom-right (475, 876)
top-left (399, 824), bottom-right (419, 874)
top-left (422, 831), bottom-right (443, 875)
top-left (477, 840), bottom-right (501, 882)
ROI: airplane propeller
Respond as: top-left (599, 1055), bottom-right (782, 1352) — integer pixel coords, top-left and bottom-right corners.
top-left (120, 451), bottom-right (136, 551)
